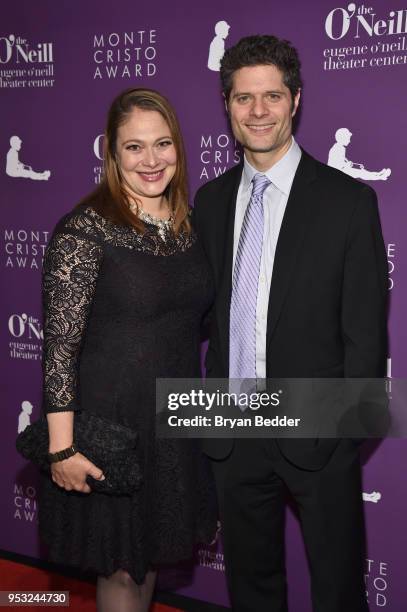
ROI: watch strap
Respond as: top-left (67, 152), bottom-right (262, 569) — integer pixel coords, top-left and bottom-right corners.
top-left (48, 444), bottom-right (78, 464)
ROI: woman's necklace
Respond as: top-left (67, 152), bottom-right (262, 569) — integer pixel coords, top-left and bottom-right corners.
top-left (129, 201), bottom-right (174, 241)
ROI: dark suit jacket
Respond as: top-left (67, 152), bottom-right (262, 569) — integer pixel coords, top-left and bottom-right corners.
top-left (193, 149), bottom-right (388, 470)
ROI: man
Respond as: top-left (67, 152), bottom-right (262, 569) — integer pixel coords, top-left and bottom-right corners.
top-left (193, 35), bottom-right (388, 612)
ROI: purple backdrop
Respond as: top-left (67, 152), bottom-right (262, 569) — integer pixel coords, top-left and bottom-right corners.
top-left (2, 1), bottom-right (406, 609)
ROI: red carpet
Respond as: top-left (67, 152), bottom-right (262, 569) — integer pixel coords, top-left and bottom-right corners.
top-left (0, 559), bottom-right (183, 611)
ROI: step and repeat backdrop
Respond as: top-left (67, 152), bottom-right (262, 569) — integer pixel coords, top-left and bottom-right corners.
top-left (2, 0), bottom-right (406, 609)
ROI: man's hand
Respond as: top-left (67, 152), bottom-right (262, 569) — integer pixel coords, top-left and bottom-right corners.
top-left (50, 452), bottom-right (105, 494)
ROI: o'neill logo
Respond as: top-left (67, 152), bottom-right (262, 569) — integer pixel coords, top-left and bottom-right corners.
top-left (8, 313), bottom-right (43, 361)
top-left (323, 5), bottom-right (407, 71)
top-left (93, 134), bottom-right (104, 184)
top-left (0, 34), bottom-right (55, 88)
top-left (325, 4), bottom-right (407, 40)
top-left (0, 34), bottom-right (53, 63)
top-left (198, 546), bottom-right (225, 572)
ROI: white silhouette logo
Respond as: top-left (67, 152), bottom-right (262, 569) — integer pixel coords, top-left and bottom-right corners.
top-left (6, 136), bottom-right (51, 181)
top-left (207, 21), bottom-right (230, 72)
top-left (328, 128), bottom-right (391, 181)
top-left (363, 491), bottom-right (382, 503)
top-left (18, 400), bottom-right (33, 433)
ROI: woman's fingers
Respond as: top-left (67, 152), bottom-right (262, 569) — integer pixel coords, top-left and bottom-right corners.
top-left (50, 453), bottom-right (103, 493)
top-left (87, 463), bottom-right (105, 481)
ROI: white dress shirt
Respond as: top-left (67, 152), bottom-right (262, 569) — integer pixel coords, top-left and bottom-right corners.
top-left (232, 137), bottom-right (302, 379)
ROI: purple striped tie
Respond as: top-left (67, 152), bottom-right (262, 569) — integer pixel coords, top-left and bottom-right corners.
top-left (229, 173), bottom-right (270, 382)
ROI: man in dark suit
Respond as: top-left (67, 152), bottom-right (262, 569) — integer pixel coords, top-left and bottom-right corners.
top-left (193, 35), bottom-right (388, 612)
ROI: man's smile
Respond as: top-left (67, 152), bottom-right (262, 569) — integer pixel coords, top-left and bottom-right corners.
top-left (245, 123), bottom-right (276, 132)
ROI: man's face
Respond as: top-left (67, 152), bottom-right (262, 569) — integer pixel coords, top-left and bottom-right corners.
top-left (227, 64), bottom-right (300, 167)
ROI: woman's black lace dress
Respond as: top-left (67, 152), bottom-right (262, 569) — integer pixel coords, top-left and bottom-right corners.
top-left (39, 205), bottom-right (217, 583)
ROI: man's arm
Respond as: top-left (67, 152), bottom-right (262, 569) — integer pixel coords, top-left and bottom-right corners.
top-left (336, 185), bottom-right (389, 439)
top-left (341, 185), bottom-right (388, 377)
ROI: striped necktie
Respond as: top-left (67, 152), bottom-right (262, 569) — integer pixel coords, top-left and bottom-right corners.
top-left (229, 173), bottom-right (271, 382)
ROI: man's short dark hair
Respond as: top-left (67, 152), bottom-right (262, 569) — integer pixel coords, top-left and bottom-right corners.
top-left (220, 35), bottom-right (303, 103)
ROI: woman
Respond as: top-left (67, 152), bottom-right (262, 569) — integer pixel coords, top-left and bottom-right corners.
top-left (40, 88), bottom-right (217, 612)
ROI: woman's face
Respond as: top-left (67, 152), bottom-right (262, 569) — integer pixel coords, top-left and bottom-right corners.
top-left (115, 107), bottom-right (177, 205)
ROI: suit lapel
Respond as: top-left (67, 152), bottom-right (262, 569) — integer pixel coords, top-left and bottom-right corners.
top-left (215, 164), bottom-right (242, 372)
top-left (266, 151), bottom-right (317, 349)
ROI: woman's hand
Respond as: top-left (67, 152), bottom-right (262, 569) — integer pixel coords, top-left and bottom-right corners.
top-left (50, 452), bottom-right (105, 494)
top-left (47, 413), bottom-right (104, 493)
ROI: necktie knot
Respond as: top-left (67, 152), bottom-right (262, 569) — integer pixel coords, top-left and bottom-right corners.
top-left (251, 173), bottom-right (271, 199)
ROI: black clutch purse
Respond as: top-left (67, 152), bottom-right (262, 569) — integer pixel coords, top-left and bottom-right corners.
top-left (16, 412), bottom-right (143, 496)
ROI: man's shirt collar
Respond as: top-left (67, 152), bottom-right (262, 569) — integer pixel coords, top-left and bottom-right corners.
top-left (242, 137), bottom-right (302, 196)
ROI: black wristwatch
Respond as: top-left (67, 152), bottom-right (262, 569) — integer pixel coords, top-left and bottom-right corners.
top-left (47, 444), bottom-right (78, 464)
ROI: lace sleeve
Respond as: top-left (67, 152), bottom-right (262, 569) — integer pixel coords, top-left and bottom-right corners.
top-left (42, 230), bottom-right (103, 413)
